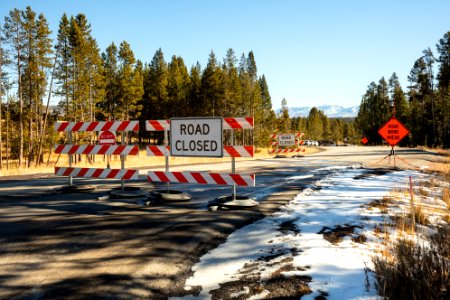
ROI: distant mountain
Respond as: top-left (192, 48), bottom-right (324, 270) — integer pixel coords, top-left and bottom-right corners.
top-left (278, 105), bottom-right (359, 118)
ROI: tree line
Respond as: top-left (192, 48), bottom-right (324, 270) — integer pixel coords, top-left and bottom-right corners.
top-left (356, 32), bottom-right (450, 148)
top-left (276, 98), bottom-right (358, 146)
top-left (0, 6), bottom-right (276, 169)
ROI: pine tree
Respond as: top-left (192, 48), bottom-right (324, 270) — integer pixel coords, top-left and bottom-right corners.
top-left (306, 107), bottom-right (322, 140)
top-left (101, 42), bottom-right (119, 119)
top-left (388, 73), bottom-right (409, 145)
top-left (54, 13), bottom-right (72, 118)
top-left (279, 98), bottom-right (290, 132)
top-left (436, 31), bottom-right (450, 148)
top-left (223, 48), bottom-right (241, 116)
top-left (3, 8), bottom-right (25, 166)
top-left (117, 41), bottom-right (143, 120)
top-left (331, 119), bottom-right (342, 145)
top-left (146, 48), bottom-right (168, 119)
top-left (0, 21), bottom-right (6, 169)
top-left (258, 74), bottom-right (275, 145)
top-left (167, 55), bottom-right (189, 117)
top-left (67, 14), bottom-right (103, 122)
top-left (408, 57), bottom-right (433, 146)
top-left (201, 51), bottom-right (223, 116)
top-left (20, 8), bottom-right (53, 165)
top-left (188, 62), bottom-right (202, 116)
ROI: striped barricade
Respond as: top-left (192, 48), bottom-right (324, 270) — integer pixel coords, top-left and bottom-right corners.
top-left (55, 120), bottom-right (139, 132)
top-left (146, 145), bottom-right (171, 156)
top-left (55, 145), bottom-right (139, 155)
top-left (223, 117), bottom-right (254, 130)
top-left (146, 120), bottom-right (170, 131)
top-left (145, 117), bottom-right (254, 132)
top-left (55, 167), bottom-right (139, 180)
top-left (223, 146), bottom-right (254, 157)
top-left (145, 117), bottom-right (255, 199)
top-left (269, 132), bottom-right (305, 156)
top-left (54, 120), bottom-right (140, 183)
top-left (270, 148), bottom-right (303, 154)
top-left (147, 171), bottom-right (255, 187)
top-left (146, 145), bottom-right (254, 158)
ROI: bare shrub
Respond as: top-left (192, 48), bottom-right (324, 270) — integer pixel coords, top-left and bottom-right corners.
top-left (373, 224), bottom-right (450, 300)
top-left (412, 205), bottom-right (429, 226)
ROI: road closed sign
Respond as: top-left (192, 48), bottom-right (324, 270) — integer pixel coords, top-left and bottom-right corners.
top-left (170, 117), bottom-right (223, 157)
top-left (278, 134), bottom-right (295, 146)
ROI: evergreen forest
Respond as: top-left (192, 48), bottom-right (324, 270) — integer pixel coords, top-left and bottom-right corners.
top-left (0, 6), bottom-right (448, 169)
top-left (356, 38), bottom-right (450, 148)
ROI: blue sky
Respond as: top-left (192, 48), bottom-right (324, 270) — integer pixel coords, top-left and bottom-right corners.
top-left (1, 0), bottom-right (449, 109)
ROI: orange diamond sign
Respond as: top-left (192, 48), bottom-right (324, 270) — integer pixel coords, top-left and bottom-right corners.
top-left (378, 117), bottom-right (409, 146)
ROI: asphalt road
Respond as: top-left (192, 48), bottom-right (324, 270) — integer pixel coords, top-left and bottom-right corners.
top-left (0, 146), bottom-right (445, 299)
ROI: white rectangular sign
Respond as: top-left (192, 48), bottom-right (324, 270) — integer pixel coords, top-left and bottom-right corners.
top-left (278, 134), bottom-right (295, 146)
top-left (170, 117), bottom-right (223, 157)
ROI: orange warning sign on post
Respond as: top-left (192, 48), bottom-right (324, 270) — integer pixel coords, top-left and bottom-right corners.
top-left (378, 117), bottom-right (409, 146)
top-left (361, 137), bottom-right (368, 145)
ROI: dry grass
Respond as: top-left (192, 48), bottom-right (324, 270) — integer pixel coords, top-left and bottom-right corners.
top-left (426, 149), bottom-right (450, 177)
top-left (443, 187), bottom-right (450, 210)
top-left (372, 168), bottom-right (450, 300)
top-left (373, 225), bottom-right (450, 300)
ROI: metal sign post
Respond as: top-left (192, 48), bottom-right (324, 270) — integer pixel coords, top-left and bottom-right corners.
top-left (231, 130), bottom-right (236, 200)
top-left (68, 131), bottom-right (73, 186)
top-left (164, 129), bottom-right (170, 193)
top-left (377, 117), bottom-right (410, 167)
top-left (120, 131), bottom-right (125, 191)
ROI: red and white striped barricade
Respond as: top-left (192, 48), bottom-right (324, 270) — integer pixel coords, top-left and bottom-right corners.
top-left (145, 117), bottom-right (256, 202)
top-left (55, 145), bottom-right (139, 156)
top-left (54, 121), bottom-right (140, 186)
top-left (55, 167), bottom-right (139, 180)
top-left (145, 118), bottom-right (254, 132)
top-left (269, 132), bottom-right (305, 156)
top-left (269, 148), bottom-right (305, 155)
top-left (147, 171), bottom-right (255, 187)
top-left (55, 120), bottom-right (139, 132)
top-left (146, 145), bottom-right (254, 158)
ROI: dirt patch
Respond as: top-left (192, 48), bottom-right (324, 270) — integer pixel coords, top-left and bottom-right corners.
top-left (352, 234), bottom-right (367, 244)
top-left (367, 196), bottom-right (391, 212)
top-left (278, 219), bottom-right (301, 235)
top-left (208, 244), bottom-right (312, 299)
top-left (353, 168), bottom-right (393, 180)
top-left (209, 269), bottom-right (312, 300)
top-left (318, 224), bottom-right (363, 244)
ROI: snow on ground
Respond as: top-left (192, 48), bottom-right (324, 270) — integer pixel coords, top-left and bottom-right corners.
top-left (174, 166), bottom-right (445, 300)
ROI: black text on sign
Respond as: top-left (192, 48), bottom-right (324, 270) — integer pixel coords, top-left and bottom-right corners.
top-left (170, 118), bottom-right (223, 157)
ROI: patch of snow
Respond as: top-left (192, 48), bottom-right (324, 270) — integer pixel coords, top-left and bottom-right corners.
top-left (174, 167), bottom-right (445, 299)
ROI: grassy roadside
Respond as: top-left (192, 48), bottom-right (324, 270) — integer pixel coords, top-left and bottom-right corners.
top-left (370, 166), bottom-right (450, 299)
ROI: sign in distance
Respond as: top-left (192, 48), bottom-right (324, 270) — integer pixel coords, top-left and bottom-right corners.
top-left (378, 117), bottom-right (409, 146)
top-left (98, 131), bottom-right (116, 145)
top-left (170, 117), bottom-right (223, 157)
top-left (278, 134), bottom-right (296, 146)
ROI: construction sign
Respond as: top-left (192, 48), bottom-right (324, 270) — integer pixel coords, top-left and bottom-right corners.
top-left (361, 137), bottom-right (368, 145)
top-left (378, 117), bottom-right (409, 146)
